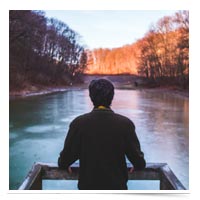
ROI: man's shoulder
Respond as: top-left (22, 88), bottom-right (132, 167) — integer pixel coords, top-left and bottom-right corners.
top-left (70, 110), bottom-right (134, 126)
top-left (113, 112), bottom-right (134, 124)
top-left (70, 112), bottom-right (91, 125)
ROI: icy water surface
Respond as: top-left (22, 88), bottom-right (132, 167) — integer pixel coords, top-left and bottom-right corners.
top-left (9, 89), bottom-right (189, 190)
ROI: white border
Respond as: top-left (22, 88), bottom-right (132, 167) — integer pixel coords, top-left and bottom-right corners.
top-left (2, 0), bottom-right (199, 199)
top-left (9, 189), bottom-right (189, 194)
top-left (4, 0), bottom-right (190, 10)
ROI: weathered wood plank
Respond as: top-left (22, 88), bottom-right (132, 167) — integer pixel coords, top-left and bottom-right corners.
top-left (42, 167), bottom-right (79, 180)
top-left (18, 162), bottom-right (186, 190)
top-left (159, 164), bottom-right (186, 190)
top-left (128, 170), bottom-right (160, 180)
top-left (128, 162), bottom-right (165, 180)
top-left (18, 163), bottom-right (42, 190)
top-left (41, 162), bottom-right (162, 180)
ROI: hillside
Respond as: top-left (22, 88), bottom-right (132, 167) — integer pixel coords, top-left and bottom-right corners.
top-left (85, 43), bottom-right (139, 75)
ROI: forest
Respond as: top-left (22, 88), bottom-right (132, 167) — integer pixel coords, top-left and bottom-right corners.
top-left (10, 11), bottom-right (189, 93)
top-left (86, 11), bottom-right (189, 89)
top-left (9, 10), bottom-right (87, 92)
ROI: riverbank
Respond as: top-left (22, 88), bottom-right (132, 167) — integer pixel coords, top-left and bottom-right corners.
top-left (84, 74), bottom-right (189, 99)
top-left (9, 84), bottom-right (87, 99)
top-left (9, 74), bottom-right (189, 99)
top-left (9, 84), bottom-right (189, 100)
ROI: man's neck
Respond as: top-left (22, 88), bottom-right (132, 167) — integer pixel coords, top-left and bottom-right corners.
top-left (97, 105), bottom-right (107, 110)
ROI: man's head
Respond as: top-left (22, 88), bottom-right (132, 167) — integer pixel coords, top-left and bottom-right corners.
top-left (89, 79), bottom-right (114, 108)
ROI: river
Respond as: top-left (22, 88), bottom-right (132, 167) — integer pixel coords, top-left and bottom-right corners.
top-left (9, 89), bottom-right (189, 190)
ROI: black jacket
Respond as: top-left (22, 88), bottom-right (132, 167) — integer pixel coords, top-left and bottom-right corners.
top-left (58, 108), bottom-right (146, 190)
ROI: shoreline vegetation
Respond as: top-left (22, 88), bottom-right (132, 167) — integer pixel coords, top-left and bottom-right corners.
top-left (9, 11), bottom-right (189, 100)
top-left (9, 74), bottom-right (189, 100)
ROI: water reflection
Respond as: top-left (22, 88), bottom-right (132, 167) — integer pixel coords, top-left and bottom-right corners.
top-left (113, 90), bottom-right (189, 189)
top-left (9, 89), bottom-right (189, 189)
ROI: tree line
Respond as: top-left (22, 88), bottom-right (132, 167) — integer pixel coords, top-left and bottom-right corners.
top-left (86, 11), bottom-right (189, 89)
top-left (137, 11), bottom-right (189, 88)
top-left (10, 10), bottom-right (87, 92)
top-left (86, 44), bottom-right (138, 74)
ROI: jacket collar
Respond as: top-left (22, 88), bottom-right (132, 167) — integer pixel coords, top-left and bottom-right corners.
top-left (92, 107), bottom-right (114, 113)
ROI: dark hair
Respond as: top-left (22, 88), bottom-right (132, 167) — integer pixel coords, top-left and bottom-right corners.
top-left (89, 79), bottom-right (114, 108)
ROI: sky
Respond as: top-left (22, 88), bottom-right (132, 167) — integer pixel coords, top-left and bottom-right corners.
top-left (45, 10), bottom-right (178, 49)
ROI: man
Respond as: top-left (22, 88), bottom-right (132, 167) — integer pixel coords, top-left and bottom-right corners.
top-left (58, 79), bottom-right (146, 190)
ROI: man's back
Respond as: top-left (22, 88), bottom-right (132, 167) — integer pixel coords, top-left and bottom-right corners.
top-left (58, 108), bottom-right (146, 190)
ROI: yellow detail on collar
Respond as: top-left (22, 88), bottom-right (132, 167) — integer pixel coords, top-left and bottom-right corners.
top-left (97, 105), bottom-right (107, 109)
